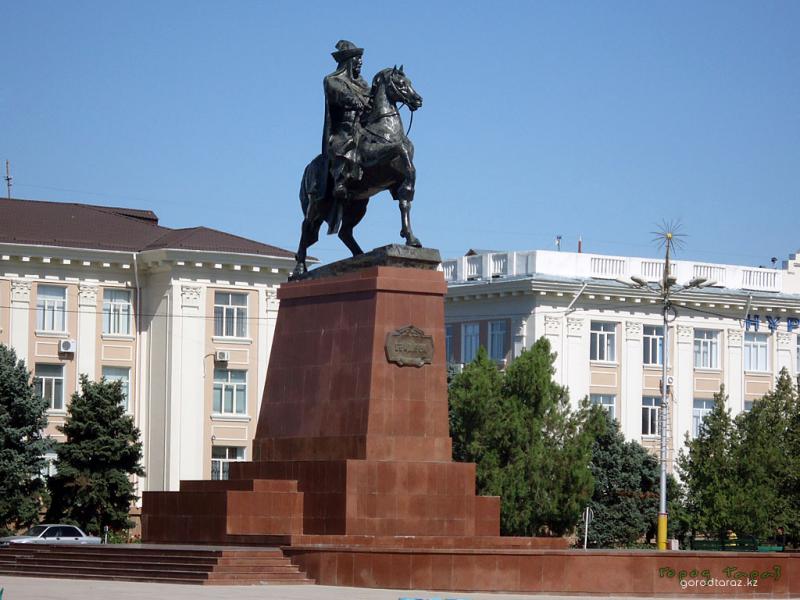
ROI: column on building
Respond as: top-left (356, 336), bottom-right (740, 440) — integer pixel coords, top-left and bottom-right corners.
top-left (725, 328), bottom-right (744, 412)
top-left (621, 321), bottom-right (643, 441)
top-left (169, 284), bottom-right (206, 488)
top-left (565, 317), bottom-right (588, 408)
top-left (673, 324), bottom-right (695, 451)
top-left (10, 280), bottom-right (32, 362)
top-left (256, 286), bottom-right (279, 422)
top-left (776, 331), bottom-right (793, 375)
top-left (77, 283), bottom-right (97, 380)
top-left (543, 315), bottom-right (562, 381)
top-left (512, 315), bottom-right (527, 360)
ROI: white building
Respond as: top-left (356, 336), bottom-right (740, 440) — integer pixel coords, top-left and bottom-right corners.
top-left (0, 197), bottom-right (303, 492)
top-left (444, 249), bottom-right (800, 466)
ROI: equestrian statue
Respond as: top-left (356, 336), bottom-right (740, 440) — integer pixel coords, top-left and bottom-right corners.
top-left (290, 40), bottom-right (424, 279)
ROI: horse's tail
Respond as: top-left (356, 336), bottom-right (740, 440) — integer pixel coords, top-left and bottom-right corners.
top-left (299, 154), bottom-right (325, 217)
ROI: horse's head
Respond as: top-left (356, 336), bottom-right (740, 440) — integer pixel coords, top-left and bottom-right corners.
top-left (372, 65), bottom-right (423, 111)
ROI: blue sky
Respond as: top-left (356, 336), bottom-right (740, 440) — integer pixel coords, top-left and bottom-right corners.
top-left (4, 1), bottom-right (799, 267)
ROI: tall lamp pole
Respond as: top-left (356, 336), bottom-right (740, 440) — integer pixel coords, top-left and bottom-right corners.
top-left (626, 229), bottom-right (715, 550)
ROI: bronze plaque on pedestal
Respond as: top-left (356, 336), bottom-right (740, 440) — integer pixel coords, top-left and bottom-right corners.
top-left (385, 325), bottom-right (434, 367)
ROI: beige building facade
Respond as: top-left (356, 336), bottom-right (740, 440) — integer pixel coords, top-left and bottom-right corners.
top-left (444, 249), bottom-right (800, 468)
top-left (0, 197), bottom-right (301, 493)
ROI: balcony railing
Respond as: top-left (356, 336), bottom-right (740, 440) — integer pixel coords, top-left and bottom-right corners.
top-left (693, 264), bottom-right (726, 285)
top-left (591, 257), bottom-right (625, 278)
top-left (641, 261), bottom-right (674, 281)
top-left (742, 268), bottom-right (778, 291)
top-left (444, 250), bottom-right (784, 293)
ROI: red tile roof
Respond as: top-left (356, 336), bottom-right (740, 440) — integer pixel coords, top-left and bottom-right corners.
top-left (0, 197), bottom-right (295, 259)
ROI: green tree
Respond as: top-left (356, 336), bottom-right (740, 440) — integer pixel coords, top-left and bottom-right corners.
top-left (46, 375), bottom-right (144, 534)
top-left (732, 368), bottom-right (799, 543)
top-left (666, 474), bottom-right (692, 547)
top-left (586, 416), bottom-right (659, 547)
top-left (449, 346), bottom-right (504, 465)
top-left (677, 386), bottom-right (736, 540)
top-left (449, 338), bottom-right (603, 536)
top-left (0, 344), bottom-right (51, 534)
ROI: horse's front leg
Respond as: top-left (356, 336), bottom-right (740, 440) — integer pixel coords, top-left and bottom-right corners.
top-left (395, 148), bottom-right (421, 248)
top-left (399, 200), bottom-right (421, 248)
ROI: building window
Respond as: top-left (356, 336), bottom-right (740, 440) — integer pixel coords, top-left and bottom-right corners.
top-left (590, 394), bottom-right (616, 420)
top-left (211, 446), bottom-right (245, 480)
top-left (462, 322), bottom-right (480, 364)
top-left (743, 332), bottom-right (769, 372)
top-left (643, 325), bottom-right (663, 366)
top-left (35, 364), bottom-right (65, 411)
top-left (41, 452), bottom-right (58, 478)
top-left (103, 289), bottom-right (132, 335)
top-left (693, 329), bottom-right (719, 369)
top-left (489, 320), bottom-right (507, 362)
top-left (744, 400), bottom-right (754, 412)
top-left (213, 369), bottom-right (247, 415)
top-left (214, 292), bottom-right (247, 338)
top-left (642, 396), bottom-right (660, 436)
top-left (692, 398), bottom-right (715, 438)
top-left (590, 322), bottom-right (616, 362)
top-left (36, 285), bottom-right (67, 332)
top-left (797, 336), bottom-right (800, 373)
top-left (102, 366), bottom-right (130, 412)
top-left (445, 324), bottom-right (454, 362)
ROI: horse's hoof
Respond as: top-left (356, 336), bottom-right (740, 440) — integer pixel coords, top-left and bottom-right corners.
top-left (289, 263), bottom-right (307, 281)
top-left (404, 235), bottom-right (422, 248)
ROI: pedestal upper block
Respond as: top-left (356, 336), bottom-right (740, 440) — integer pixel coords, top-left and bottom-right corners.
top-left (253, 264), bottom-right (451, 462)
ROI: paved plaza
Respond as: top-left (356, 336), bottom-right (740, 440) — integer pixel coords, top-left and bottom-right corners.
top-left (0, 576), bottom-right (691, 600)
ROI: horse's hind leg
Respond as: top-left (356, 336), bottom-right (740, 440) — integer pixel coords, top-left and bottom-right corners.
top-left (338, 200), bottom-right (368, 256)
top-left (291, 215), bottom-right (324, 279)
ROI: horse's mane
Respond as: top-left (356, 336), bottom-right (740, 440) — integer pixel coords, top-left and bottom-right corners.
top-left (369, 68), bottom-right (396, 100)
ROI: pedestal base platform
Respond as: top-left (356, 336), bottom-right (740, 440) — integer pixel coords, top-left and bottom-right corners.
top-left (283, 544), bottom-right (796, 596)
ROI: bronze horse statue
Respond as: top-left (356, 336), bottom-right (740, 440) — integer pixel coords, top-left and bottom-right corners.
top-left (291, 66), bottom-right (423, 279)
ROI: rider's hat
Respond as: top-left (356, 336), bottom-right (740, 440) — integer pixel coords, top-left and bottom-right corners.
top-left (332, 40), bottom-right (363, 63)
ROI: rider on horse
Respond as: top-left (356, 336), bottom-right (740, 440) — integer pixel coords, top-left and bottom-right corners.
top-left (322, 40), bottom-right (371, 233)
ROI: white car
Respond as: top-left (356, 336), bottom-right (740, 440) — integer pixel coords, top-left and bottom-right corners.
top-left (0, 524), bottom-right (101, 545)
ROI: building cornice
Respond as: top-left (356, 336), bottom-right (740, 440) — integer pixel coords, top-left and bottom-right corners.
top-left (446, 275), bottom-right (800, 314)
top-left (0, 242), bottom-right (305, 278)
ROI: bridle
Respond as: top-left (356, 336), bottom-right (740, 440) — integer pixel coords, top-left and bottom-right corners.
top-left (363, 71), bottom-right (416, 138)
top-left (387, 71), bottom-right (416, 136)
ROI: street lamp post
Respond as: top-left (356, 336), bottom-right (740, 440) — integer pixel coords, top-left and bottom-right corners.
top-left (626, 232), bottom-right (715, 550)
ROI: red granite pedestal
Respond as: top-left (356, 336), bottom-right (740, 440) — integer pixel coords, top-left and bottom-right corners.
top-left (143, 262), bottom-right (505, 543)
top-left (142, 255), bottom-right (797, 596)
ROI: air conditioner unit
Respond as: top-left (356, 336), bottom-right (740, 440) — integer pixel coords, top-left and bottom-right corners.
top-left (215, 350), bottom-right (230, 363)
top-left (59, 339), bottom-right (77, 354)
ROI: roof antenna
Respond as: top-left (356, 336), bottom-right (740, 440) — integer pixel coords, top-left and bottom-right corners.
top-left (4, 160), bottom-right (11, 199)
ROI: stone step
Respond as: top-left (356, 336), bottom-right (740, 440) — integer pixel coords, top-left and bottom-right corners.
top-left (3, 552), bottom-right (292, 568)
top-left (207, 571), bottom-right (312, 582)
top-left (0, 544), bottom-right (312, 586)
top-left (0, 569), bottom-right (209, 585)
top-left (180, 479), bottom-right (299, 493)
top-left (0, 566), bottom-right (314, 586)
top-left (1, 546), bottom-right (284, 559)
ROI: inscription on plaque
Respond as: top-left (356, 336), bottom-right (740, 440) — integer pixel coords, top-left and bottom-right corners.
top-left (385, 325), bottom-right (434, 367)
